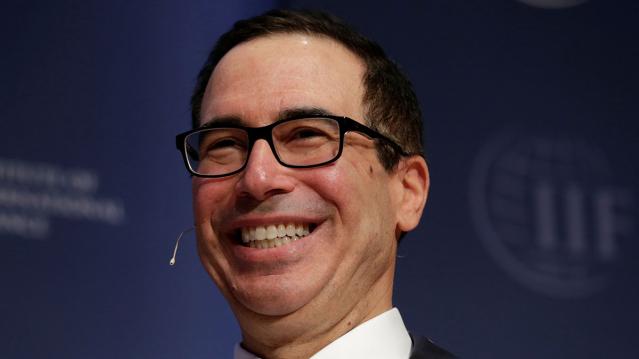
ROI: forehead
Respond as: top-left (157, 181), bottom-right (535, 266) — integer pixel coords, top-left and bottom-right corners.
top-left (199, 33), bottom-right (366, 126)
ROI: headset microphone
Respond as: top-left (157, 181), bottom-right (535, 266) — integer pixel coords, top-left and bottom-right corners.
top-left (169, 227), bottom-right (194, 266)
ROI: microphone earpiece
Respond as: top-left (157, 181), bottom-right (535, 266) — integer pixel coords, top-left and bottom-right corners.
top-left (170, 227), bottom-right (194, 266)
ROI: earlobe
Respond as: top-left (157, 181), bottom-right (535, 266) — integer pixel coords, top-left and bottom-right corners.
top-left (395, 156), bottom-right (430, 232)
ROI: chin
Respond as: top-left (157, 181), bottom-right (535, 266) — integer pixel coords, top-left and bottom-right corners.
top-left (231, 275), bottom-right (323, 317)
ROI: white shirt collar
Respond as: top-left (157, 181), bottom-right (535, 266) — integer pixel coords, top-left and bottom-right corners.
top-left (233, 308), bottom-right (412, 359)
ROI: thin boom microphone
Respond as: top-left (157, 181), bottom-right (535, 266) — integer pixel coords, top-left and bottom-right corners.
top-left (170, 227), bottom-right (194, 266)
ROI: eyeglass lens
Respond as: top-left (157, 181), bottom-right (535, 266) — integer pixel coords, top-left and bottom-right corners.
top-left (184, 117), bottom-right (341, 176)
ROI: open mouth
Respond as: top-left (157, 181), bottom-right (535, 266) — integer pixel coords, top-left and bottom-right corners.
top-left (236, 223), bottom-right (317, 249)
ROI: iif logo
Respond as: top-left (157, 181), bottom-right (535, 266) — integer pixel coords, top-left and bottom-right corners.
top-left (470, 132), bottom-right (635, 297)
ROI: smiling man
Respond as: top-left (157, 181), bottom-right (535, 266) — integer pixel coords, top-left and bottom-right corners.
top-left (176, 9), bottom-right (454, 359)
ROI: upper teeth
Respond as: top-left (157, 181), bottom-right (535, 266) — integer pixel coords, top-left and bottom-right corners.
top-left (241, 223), bottom-right (310, 243)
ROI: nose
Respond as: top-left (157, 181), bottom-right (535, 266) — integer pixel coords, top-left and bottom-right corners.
top-left (234, 139), bottom-right (295, 201)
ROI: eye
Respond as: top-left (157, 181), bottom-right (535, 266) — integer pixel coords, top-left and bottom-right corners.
top-left (289, 127), bottom-right (328, 140)
top-left (208, 137), bottom-right (242, 150)
top-left (280, 127), bottom-right (334, 149)
top-left (201, 138), bottom-right (246, 160)
top-left (273, 118), bottom-right (340, 148)
top-left (197, 129), bottom-right (247, 154)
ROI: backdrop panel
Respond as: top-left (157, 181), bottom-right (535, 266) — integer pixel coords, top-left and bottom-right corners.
top-left (285, 0), bottom-right (639, 357)
top-left (2, 1), bottom-right (637, 358)
top-left (1, 1), bottom-right (275, 358)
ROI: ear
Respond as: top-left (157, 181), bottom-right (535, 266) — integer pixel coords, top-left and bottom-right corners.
top-left (393, 156), bottom-right (430, 233)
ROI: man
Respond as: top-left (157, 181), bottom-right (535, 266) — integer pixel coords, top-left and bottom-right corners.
top-left (176, 9), bottom-right (454, 359)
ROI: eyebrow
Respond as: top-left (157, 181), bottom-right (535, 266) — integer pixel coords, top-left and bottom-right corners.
top-left (199, 116), bottom-right (244, 129)
top-left (278, 106), bottom-right (335, 120)
top-left (199, 106), bottom-right (337, 129)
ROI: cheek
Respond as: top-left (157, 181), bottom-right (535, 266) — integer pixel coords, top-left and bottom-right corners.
top-left (307, 160), bottom-right (388, 228)
top-left (307, 165), bottom-right (357, 204)
top-left (191, 178), bottom-right (234, 223)
top-left (191, 179), bottom-right (210, 222)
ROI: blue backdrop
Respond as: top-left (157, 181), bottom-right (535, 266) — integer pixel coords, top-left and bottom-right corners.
top-left (2, 1), bottom-right (637, 358)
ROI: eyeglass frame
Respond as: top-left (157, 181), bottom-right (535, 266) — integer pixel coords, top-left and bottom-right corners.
top-left (175, 114), bottom-right (409, 178)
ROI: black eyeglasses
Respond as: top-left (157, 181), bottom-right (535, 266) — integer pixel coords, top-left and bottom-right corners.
top-left (176, 115), bottom-right (408, 178)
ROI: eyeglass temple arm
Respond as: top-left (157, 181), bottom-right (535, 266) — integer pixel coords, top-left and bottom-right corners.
top-left (343, 119), bottom-right (409, 156)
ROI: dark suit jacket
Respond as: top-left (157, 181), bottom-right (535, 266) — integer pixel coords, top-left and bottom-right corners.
top-left (409, 334), bottom-right (456, 359)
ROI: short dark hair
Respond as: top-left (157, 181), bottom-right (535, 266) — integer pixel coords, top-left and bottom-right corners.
top-left (191, 9), bottom-right (424, 170)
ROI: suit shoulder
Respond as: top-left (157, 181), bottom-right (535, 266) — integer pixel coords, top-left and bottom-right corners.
top-left (409, 333), bottom-right (457, 359)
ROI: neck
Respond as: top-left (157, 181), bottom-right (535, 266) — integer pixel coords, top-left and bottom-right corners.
top-left (236, 265), bottom-right (395, 359)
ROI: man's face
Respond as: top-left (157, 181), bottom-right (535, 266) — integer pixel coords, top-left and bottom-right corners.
top-left (194, 34), bottom-right (402, 322)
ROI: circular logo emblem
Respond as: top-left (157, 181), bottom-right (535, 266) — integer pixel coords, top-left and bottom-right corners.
top-left (470, 131), bottom-right (632, 297)
top-left (517, 0), bottom-right (588, 9)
